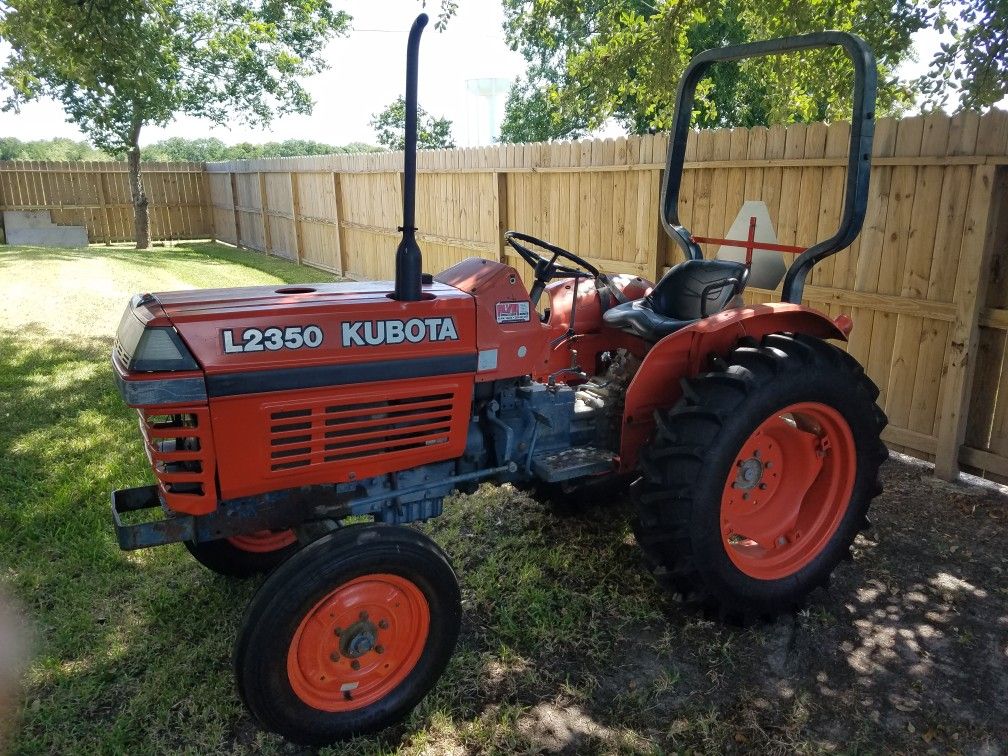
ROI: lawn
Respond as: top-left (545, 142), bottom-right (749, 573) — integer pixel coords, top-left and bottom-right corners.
top-left (1, 242), bottom-right (1006, 754)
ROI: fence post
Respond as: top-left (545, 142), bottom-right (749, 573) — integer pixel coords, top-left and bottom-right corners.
top-left (201, 165), bottom-right (215, 243)
top-left (332, 171), bottom-right (349, 277)
top-left (257, 170), bottom-right (272, 255)
top-left (289, 171), bottom-right (303, 264)
top-left (97, 168), bottom-right (112, 245)
top-left (493, 171), bottom-right (508, 263)
top-left (229, 171), bottom-right (242, 249)
top-left (934, 165), bottom-right (1002, 479)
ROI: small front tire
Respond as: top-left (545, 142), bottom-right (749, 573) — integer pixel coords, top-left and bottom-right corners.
top-left (184, 530), bottom-right (299, 578)
top-left (233, 524), bottom-right (461, 745)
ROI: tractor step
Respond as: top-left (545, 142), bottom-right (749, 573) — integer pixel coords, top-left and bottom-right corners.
top-left (532, 446), bottom-right (616, 483)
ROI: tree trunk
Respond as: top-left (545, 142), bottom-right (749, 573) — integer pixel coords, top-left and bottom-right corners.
top-left (127, 137), bottom-right (150, 250)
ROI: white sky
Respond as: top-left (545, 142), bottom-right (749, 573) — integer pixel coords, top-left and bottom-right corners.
top-left (0, 2), bottom-right (959, 149)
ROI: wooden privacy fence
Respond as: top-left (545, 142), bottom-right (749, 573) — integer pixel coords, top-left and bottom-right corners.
top-left (206, 110), bottom-right (1008, 485)
top-left (0, 160), bottom-right (210, 243)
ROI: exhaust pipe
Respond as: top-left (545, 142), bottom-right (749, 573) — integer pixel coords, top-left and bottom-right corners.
top-left (393, 13), bottom-right (429, 302)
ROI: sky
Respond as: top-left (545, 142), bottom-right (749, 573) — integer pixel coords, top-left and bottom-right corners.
top-left (0, 1), bottom-right (956, 149)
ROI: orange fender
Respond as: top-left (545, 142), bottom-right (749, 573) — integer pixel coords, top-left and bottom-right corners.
top-left (618, 303), bottom-right (851, 471)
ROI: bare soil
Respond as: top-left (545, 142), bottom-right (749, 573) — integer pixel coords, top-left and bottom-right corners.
top-left (405, 453), bottom-right (1008, 754)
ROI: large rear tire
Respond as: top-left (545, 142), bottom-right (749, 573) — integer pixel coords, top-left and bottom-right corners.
top-left (183, 530), bottom-right (298, 578)
top-left (233, 524), bottom-right (461, 745)
top-left (633, 333), bottom-right (887, 621)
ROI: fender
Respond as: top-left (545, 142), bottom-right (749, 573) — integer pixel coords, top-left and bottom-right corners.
top-left (618, 303), bottom-right (851, 471)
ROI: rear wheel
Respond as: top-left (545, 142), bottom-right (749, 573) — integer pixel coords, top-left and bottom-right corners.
top-left (184, 530), bottom-right (298, 578)
top-left (633, 333), bottom-right (887, 621)
top-left (234, 524), bottom-right (461, 745)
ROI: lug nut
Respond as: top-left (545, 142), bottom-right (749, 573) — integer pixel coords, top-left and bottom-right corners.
top-left (351, 660), bottom-right (361, 670)
top-left (330, 652), bottom-right (340, 662)
top-left (759, 483), bottom-right (767, 490)
top-left (378, 619), bottom-right (389, 629)
top-left (333, 627), bottom-right (342, 636)
top-left (359, 611), bottom-right (368, 621)
top-left (375, 645), bottom-right (384, 654)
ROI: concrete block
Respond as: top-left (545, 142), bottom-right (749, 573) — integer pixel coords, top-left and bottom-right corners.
top-left (6, 225), bottom-right (88, 248)
top-left (3, 210), bottom-right (57, 230)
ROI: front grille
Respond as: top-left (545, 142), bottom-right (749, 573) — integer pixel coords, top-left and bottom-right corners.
top-left (267, 392), bottom-right (458, 473)
top-left (138, 408), bottom-right (217, 514)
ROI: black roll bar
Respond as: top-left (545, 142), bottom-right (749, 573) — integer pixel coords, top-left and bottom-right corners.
top-left (393, 13), bottom-right (429, 302)
top-left (660, 32), bottom-right (877, 303)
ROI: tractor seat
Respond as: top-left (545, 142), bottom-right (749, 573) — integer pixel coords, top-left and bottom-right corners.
top-left (602, 258), bottom-right (749, 341)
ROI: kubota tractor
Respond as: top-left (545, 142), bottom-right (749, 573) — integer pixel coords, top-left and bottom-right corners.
top-left (110, 15), bottom-right (886, 745)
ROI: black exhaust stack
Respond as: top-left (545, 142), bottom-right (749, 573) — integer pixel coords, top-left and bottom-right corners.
top-left (393, 13), bottom-right (428, 302)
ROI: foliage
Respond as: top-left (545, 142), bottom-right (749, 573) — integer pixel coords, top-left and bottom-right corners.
top-left (919, 0), bottom-right (1008, 112)
top-left (495, 0), bottom-right (929, 140)
top-left (0, 137), bottom-right (111, 161)
top-left (140, 137), bottom-right (381, 162)
top-left (0, 0), bottom-right (351, 156)
top-left (370, 96), bottom-right (456, 150)
top-left (498, 75), bottom-right (586, 143)
top-left (0, 137), bottom-right (380, 163)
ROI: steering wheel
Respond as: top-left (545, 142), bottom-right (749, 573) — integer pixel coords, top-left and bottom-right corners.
top-left (505, 231), bottom-right (600, 305)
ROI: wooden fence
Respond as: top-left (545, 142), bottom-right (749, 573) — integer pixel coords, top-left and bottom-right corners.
top-left (0, 160), bottom-right (210, 243)
top-left (206, 110), bottom-right (1008, 484)
top-left (0, 114), bottom-right (1002, 483)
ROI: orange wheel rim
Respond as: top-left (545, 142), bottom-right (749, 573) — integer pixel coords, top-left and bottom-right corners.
top-left (720, 402), bottom-right (856, 580)
top-left (286, 573), bottom-right (430, 712)
top-left (227, 530), bottom-right (296, 553)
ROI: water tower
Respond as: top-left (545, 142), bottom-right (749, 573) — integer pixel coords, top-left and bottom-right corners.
top-left (465, 78), bottom-right (510, 146)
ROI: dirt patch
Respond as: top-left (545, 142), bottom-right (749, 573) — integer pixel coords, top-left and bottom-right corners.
top-left (411, 454), bottom-right (1008, 754)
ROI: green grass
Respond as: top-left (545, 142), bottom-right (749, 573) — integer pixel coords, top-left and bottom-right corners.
top-left (1, 242), bottom-right (1003, 754)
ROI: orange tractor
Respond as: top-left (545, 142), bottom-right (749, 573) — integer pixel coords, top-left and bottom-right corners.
top-left (110, 15), bottom-right (886, 744)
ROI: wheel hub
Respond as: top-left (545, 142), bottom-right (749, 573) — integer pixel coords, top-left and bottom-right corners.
top-left (340, 618), bottom-right (378, 658)
top-left (286, 573), bottom-right (430, 713)
top-left (735, 457), bottom-right (764, 490)
top-left (719, 402), bottom-right (857, 581)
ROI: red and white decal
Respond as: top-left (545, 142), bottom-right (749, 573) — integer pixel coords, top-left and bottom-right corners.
top-left (495, 301), bottom-right (531, 324)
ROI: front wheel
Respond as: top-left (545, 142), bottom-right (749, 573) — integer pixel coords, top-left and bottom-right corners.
top-left (184, 529), bottom-right (298, 578)
top-left (233, 524), bottom-right (461, 745)
top-left (633, 333), bottom-right (887, 622)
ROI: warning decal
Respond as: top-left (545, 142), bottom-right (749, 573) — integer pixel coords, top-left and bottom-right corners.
top-left (495, 301), bottom-right (531, 324)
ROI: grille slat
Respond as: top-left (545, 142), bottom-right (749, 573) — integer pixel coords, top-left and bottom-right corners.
top-left (268, 410), bottom-right (454, 444)
top-left (266, 392), bottom-right (460, 473)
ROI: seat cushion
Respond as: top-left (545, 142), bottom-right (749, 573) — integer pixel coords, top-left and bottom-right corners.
top-left (650, 258), bottom-right (749, 320)
top-left (602, 298), bottom-right (696, 341)
top-left (602, 258), bottom-right (750, 341)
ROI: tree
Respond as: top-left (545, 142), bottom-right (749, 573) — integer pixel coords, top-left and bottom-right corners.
top-left (498, 75), bottom-right (586, 143)
top-left (370, 96), bottom-right (455, 150)
top-left (0, 1), bottom-right (350, 249)
top-left (494, 0), bottom-right (930, 141)
top-left (139, 137), bottom-right (380, 162)
top-left (0, 137), bottom-right (110, 161)
top-left (919, 0), bottom-right (1008, 112)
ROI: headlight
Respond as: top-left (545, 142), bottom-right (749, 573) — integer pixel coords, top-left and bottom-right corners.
top-left (115, 304), bottom-right (198, 373)
top-left (131, 327), bottom-right (199, 372)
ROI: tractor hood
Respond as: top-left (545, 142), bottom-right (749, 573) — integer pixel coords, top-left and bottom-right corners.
top-left (118, 280), bottom-right (478, 380)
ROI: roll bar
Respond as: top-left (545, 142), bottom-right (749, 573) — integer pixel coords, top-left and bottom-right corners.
top-left (393, 13), bottom-right (429, 302)
top-left (659, 32), bottom-right (877, 303)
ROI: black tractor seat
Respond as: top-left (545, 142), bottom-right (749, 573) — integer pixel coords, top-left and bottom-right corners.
top-left (603, 258), bottom-right (749, 341)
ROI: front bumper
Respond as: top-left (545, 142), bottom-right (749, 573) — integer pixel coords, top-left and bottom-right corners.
top-left (112, 485), bottom-right (196, 550)
top-left (111, 484), bottom-right (351, 551)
